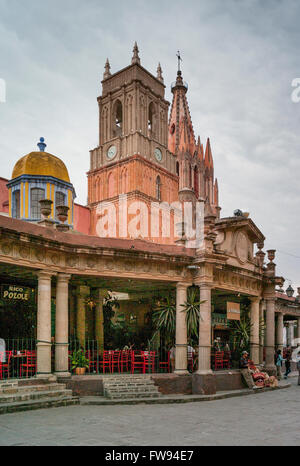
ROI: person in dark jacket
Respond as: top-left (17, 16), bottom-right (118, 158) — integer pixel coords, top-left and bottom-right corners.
top-left (284, 348), bottom-right (292, 379)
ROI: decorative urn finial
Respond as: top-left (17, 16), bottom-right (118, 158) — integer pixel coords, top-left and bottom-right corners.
top-left (103, 58), bottom-right (111, 80)
top-left (157, 63), bottom-right (164, 83)
top-left (131, 42), bottom-right (141, 65)
top-left (37, 137), bottom-right (47, 152)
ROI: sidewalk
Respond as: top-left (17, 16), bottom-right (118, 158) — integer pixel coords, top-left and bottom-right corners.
top-left (80, 381), bottom-right (291, 407)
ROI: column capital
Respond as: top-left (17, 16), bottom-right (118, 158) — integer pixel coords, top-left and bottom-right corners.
top-left (249, 296), bottom-right (261, 304)
top-left (57, 273), bottom-right (72, 283)
top-left (37, 270), bottom-right (56, 280)
top-left (194, 281), bottom-right (213, 289)
top-left (176, 282), bottom-right (192, 290)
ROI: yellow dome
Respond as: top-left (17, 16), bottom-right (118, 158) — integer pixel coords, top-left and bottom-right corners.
top-left (12, 151), bottom-right (70, 183)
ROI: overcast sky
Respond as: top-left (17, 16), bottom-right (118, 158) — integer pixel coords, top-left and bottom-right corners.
top-left (0, 0), bottom-right (300, 289)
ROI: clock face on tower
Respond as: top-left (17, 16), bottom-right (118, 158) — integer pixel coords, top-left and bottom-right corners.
top-left (154, 148), bottom-right (162, 162)
top-left (107, 145), bottom-right (117, 160)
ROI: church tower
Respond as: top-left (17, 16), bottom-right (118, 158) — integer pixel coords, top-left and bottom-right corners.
top-left (88, 43), bottom-right (179, 242)
top-left (168, 63), bottom-right (220, 217)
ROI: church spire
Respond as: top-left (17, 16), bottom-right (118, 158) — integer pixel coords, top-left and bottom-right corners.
top-left (131, 41), bottom-right (141, 65)
top-left (157, 63), bottom-right (164, 83)
top-left (168, 57), bottom-right (195, 155)
top-left (103, 58), bottom-right (111, 80)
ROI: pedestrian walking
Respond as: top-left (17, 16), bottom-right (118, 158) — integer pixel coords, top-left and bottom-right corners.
top-left (284, 348), bottom-right (292, 379)
top-left (275, 350), bottom-right (283, 380)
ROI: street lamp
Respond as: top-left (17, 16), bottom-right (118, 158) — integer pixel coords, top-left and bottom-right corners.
top-left (286, 285), bottom-right (295, 298)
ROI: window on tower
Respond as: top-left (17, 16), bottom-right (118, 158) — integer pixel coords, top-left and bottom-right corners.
top-left (148, 102), bottom-right (156, 138)
top-left (12, 190), bottom-right (20, 219)
top-left (156, 176), bottom-right (161, 201)
top-left (112, 99), bottom-right (123, 137)
top-left (30, 188), bottom-right (45, 219)
top-left (55, 191), bottom-right (66, 219)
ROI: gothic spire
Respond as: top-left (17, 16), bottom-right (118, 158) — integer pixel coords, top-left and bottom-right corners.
top-left (131, 41), bottom-right (141, 65)
top-left (157, 63), bottom-right (164, 83)
top-left (103, 58), bottom-right (111, 80)
top-left (168, 65), bottom-right (195, 155)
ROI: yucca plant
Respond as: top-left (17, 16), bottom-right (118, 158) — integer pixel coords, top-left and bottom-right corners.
top-left (181, 287), bottom-right (205, 340)
top-left (152, 288), bottom-right (205, 341)
top-left (152, 295), bottom-right (176, 337)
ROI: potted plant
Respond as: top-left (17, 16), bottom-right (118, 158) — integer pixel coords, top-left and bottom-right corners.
top-left (70, 349), bottom-right (89, 375)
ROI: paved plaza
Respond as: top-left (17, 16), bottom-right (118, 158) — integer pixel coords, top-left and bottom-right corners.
top-left (0, 378), bottom-right (299, 446)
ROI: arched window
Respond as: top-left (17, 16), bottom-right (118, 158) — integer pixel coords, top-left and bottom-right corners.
top-left (55, 191), bottom-right (66, 219)
top-left (194, 167), bottom-right (199, 198)
top-left (112, 100), bottom-right (123, 137)
top-left (30, 188), bottom-right (45, 219)
top-left (148, 102), bottom-right (156, 137)
top-left (156, 176), bottom-right (161, 201)
top-left (12, 190), bottom-right (20, 219)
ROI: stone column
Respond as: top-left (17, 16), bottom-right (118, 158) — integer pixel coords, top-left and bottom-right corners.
top-left (76, 286), bottom-right (89, 347)
top-left (276, 313), bottom-right (284, 353)
top-left (288, 322), bottom-right (295, 347)
top-left (259, 300), bottom-right (265, 364)
top-left (36, 271), bottom-right (54, 378)
top-left (250, 297), bottom-right (260, 365)
top-left (265, 298), bottom-right (276, 374)
top-left (174, 282), bottom-right (189, 374)
top-left (95, 289), bottom-right (107, 353)
top-left (55, 274), bottom-right (71, 377)
top-left (69, 288), bottom-right (76, 340)
top-left (196, 284), bottom-right (213, 375)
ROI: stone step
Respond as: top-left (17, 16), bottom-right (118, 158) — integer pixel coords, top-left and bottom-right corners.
top-left (107, 392), bottom-right (161, 400)
top-left (103, 382), bottom-right (154, 388)
top-left (0, 383), bottom-right (66, 395)
top-left (0, 396), bottom-right (79, 415)
top-left (105, 386), bottom-right (158, 393)
top-left (0, 389), bottom-right (73, 404)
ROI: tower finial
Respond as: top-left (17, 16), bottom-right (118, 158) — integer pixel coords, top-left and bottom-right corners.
top-left (176, 50), bottom-right (183, 73)
top-left (132, 41), bottom-right (141, 65)
top-left (37, 137), bottom-right (46, 152)
top-left (157, 62), bottom-right (164, 83)
top-left (103, 58), bottom-right (111, 80)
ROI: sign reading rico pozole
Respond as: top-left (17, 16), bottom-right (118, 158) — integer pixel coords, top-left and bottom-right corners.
top-left (1, 284), bottom-right (32, 301)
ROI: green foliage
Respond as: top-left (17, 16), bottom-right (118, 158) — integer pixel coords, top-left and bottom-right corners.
top-left (70, 349), bottom-right (89, 370)
top-left (152, 295), bottom-right (176, 337)
top-left (181, 287), bottom-right (204, 341)
top-left (229, 298), bottom-right (252, 353)
top-left (152, 288), bottom-right (205, 345)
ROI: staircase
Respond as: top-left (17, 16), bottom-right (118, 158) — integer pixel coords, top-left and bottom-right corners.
top-left (103, 374), bottom-right (161, 400)
top-left (0, 379), bottom-right (79, 415)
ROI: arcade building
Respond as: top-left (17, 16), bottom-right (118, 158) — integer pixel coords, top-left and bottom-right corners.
top-left (0, 43), bottom-right (299, 394)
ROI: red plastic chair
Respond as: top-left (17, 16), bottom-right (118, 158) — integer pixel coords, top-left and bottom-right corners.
top-left (159, 351), bottom-right (170, 373)
top-left (100, 351), bottom-right (111, 373)
top-left (120, 351), bottom-right (130, 373)
top-left (110, 351), bottom-right (121, 373)
top-left (86, 350), bottom-right (98, 373)
top-left (214, 351), bottom-right (224, 370)
top-left (20, 351), bottom-right (36, 378)
top-left (131, 351), bottom-right (146, 374)
top-left (0, 351), bottom-right (12, 379)
top-left (223, 351), bottom-right (231, 369)
top-left (143, 351), bottom-right (155, 373)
